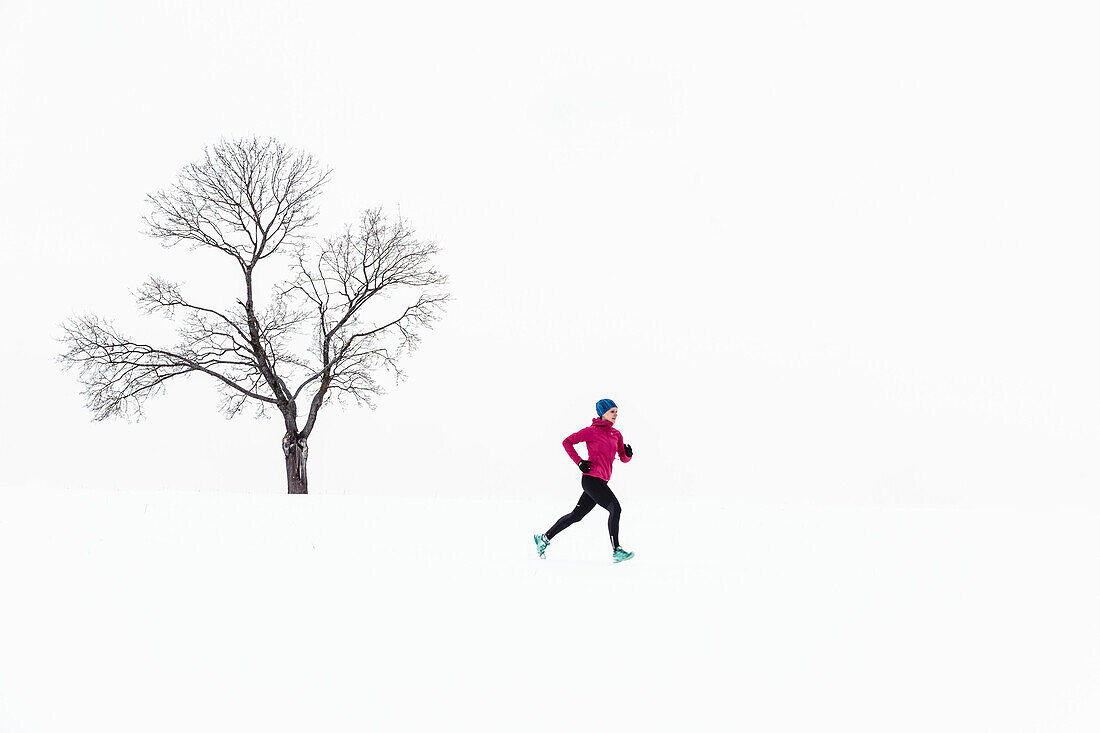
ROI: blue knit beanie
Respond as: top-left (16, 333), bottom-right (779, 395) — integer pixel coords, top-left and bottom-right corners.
top-left (595, 398), bottom-right (617, 418)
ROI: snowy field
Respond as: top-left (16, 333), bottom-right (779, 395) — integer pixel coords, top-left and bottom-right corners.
top-left (1, 488), bottom-right (1097, 732)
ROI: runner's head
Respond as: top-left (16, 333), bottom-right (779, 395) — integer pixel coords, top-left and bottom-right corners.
top-left (596, 399), bottom-right (618, 424)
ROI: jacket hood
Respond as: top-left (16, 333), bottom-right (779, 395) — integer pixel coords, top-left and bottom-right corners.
top-left (591, 418), bottom-right (614, 428)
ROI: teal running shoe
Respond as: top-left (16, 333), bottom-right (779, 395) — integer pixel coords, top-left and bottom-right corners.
top-left (612, 547), bottom-right (635, 563)
top-left (534, 533), bottom-right (550, 558)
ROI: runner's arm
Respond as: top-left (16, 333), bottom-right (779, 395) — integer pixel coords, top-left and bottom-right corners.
top-left (562, 428), bottom-right (589, 465)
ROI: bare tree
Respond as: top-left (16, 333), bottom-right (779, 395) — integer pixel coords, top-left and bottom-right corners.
top-left (58, 137), bottom-right (450, 493)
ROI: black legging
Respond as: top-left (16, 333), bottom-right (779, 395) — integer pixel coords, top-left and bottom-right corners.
top-left (545, 475), bottom-right (622, 549)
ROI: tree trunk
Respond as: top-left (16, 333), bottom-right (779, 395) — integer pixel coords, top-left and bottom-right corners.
top-left (282, 433), bottom-right (308, 494)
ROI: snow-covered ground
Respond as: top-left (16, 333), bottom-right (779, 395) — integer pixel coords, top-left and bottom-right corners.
top-left (1, 489), bottom-right (1097, 732)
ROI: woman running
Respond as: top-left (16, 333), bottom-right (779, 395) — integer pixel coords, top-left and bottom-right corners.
top-left (534, 398), bottom-right (635, 563)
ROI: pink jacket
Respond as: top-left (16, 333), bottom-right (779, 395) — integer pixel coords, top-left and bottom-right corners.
top-left (562, 418), bottom-right (632, 481)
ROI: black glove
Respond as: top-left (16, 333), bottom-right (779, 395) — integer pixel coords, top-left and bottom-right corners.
top-left (624, 444), bottom-right (633, 458)
top-left (578, 460), bottom-right (592, 473)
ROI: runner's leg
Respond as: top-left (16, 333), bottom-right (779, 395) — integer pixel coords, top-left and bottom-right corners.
top-left (546, 492), bottom-right (597, 541)
top-left (580, 475), bottom-right (623, 549)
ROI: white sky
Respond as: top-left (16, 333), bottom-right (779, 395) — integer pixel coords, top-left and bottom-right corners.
top-left (1, 1), bottom-right (1099, 508)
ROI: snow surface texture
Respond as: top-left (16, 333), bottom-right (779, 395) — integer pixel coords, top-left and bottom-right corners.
top-left (1, 489), bottom-right (1097, 732)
